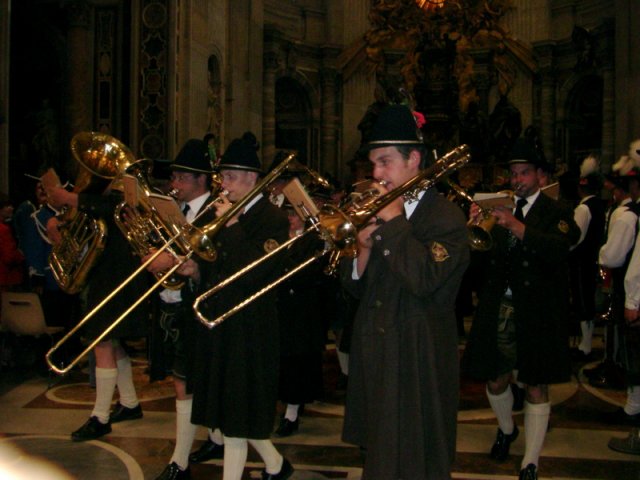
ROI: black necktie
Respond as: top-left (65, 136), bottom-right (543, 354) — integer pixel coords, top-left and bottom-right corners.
top-left (182, 203), bottom-right (190, 219)
top-left (514, 198), bottom-right (527, 222)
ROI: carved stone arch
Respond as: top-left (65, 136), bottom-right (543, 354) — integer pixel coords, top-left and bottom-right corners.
top-left (206, 48), bottom-right (223, 153)
top-left (559, 73), bottom-right (603, 170)
top-left (274, 73), bottom-right (319, 170)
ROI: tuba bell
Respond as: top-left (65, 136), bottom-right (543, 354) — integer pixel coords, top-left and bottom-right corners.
top-left (49, 132), bottom-right (138, 294)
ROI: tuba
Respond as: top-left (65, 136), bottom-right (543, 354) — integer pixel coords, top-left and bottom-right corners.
top-left (49, 132), bottom-right (138, 294)
top-left (113, 160), bottom-right (223, 290)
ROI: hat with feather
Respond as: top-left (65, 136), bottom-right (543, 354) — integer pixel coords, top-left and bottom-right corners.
top-left (578, 155), bottom-right (603, 193)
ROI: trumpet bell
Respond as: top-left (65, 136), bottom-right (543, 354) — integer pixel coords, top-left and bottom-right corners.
top-left (468, 225), bottom-right (493, 251)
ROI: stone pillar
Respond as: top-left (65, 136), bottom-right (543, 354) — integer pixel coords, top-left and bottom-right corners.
top-left (320, 67), bottom-right (338, 176)
top-left (533, 41), bottom-right (556, 162)
top-left (65, 0), bottom-right (93, 138)
top-left (601, 64), bottom-right (615, 168)
top-left (468, 48), bottom-right (494, 114)
top-left (0, 0), bottom-right (9, 193)
top-left (262, 50), bottom-right (279, 169)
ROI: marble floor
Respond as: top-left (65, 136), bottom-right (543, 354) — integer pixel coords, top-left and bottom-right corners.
top-left (0, 330), bottom-right (639, 480)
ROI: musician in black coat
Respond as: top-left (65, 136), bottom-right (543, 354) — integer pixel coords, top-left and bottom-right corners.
top-left (340, 105), bottom-right (470, 479)
top-left (46, 178), bottom-right (150, 442)
top-left (144, 139), bottom-right (222, 479)
top-left (463, 139), bottom-right (580, 480)
top-left (274, 204), bottom-right (327, 437)
top-left (178, 133), bottom-right (294, 480)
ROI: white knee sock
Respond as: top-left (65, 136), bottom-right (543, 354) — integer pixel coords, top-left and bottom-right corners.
top-left (337, 350), bottom-right (349, 375)
top-left (209, 428), bottom-right (224, 445)
top-left (284, 404), bottom-right (299, 422)
top-left (116, 356), bottom-right (139, 408)
top-left (170, 398), bottom-right (197, 470)
top-left (248, 439), bottom-right (283, 474)
top-left (624, 386), bottom-right (640, 415)
top-left (92, 367), bottom-right (118, 423)
top-left (222, 436), bottom-right (248, 480)
top-left (578, 320), bottom-right (594, 354)
top-left (487, 385), bottom-right (514, 434)
top-left (522, 401), bottom-right (550, 468)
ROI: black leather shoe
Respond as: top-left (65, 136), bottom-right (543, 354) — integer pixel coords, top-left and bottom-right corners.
top-left (71, 416), bottom-right (112, 442)
top-left (261, 458), bottom-right (294, 480)
top-left (155, 462), bottom-right (191, 480)
top-left (519, 463), bottom-right (538, 480)
top-left (511, 383), bottom-right (525, 412)
top-left (275, 417), bottom-right (299, 437)
top-left (588, 368), bottom-right (627, 390)
top-left (110, 402), bottom-right (143, 423)
top-left (188, 438), bottom-right (224, 463)
top-left (489, 425), bottom-right (519, 460)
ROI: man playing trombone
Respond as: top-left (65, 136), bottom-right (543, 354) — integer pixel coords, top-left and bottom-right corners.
top-left (177, 132), bottom-right (294, 480)
top-left (143, 139), bottom-right (224, 480)
top-left (45, 170), bottom-right (150, 441)
top-left (340, 104), bottom-right (470, 479)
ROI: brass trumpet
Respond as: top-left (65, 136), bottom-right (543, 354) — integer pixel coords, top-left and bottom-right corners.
top-left (194, 144), bottom-right (471, 329)
top-left (46, 153), bottom-right (299, 374)
top-left (447, 182), bottom-right (514, 251)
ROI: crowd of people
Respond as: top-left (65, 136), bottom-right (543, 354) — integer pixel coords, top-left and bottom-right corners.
top-left (1, 105), bottom-right (640, 479)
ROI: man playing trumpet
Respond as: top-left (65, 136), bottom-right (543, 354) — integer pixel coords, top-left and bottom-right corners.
top-left (463, 139), bottom-right (580, 480)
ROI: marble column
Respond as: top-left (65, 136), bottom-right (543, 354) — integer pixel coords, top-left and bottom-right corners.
top-left (65, 0), bottom-right (93, 138)
top-left (601, 64), bottom-right (615, 168)
top-left (533, 41), bottom-right (556, 162)
top-left (320, 67), bottom-right (338, 177)
top-left (468, 48), bottom-right (494, 115)
top-left (0, 0), bottom-right (9, 192)
top-left (262, 50), bottom-right (279, 169)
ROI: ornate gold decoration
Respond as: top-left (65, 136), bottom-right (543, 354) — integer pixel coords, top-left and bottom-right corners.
top-left (366, 0), bottom-right (516, 112)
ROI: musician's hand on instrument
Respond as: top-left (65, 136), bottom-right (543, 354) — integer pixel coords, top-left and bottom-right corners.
top-left (493, 207), bottom-right (525, 240)
top-left (357, 221), bottom-right (378, 249)
top-left (176, 258), bottom-right (200, 282)
top-left (468, 203), bottom-right (482, 225)
top-left (46, 217), bottom-right (63, 245)
top-left (143, 249), bottom-right (175, 274)
top-left (46, 186), bottom-right (77, 209)
top-left (377, 197), bottom-right (404, 222)
top-left (214, 194), bottom-right (233, 217)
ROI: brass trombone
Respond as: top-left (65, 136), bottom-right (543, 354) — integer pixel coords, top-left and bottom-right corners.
top-left (194, 144), bottom-right (471, 329)
top-left (45, 153), bottom-right (298, 375)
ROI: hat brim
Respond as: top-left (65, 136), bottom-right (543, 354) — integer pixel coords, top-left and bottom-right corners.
top-left (359, 140), bottom-right (424, 154)
top-left (169, 165), bottom-right (213, 174)
top-left (216, 164), bottom-right (263, 174)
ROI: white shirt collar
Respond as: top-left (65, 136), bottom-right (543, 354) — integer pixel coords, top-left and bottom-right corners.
top-left (184, 192), bottom-right (210, 222)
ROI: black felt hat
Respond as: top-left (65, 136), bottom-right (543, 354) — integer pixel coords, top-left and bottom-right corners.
top-left (170, 139), bottom-right (214, 174)
top-left (362, 104), bottom-right (424, 152)
top-left (217, 132), bottom-right (262, 173)
top-left (507, 139), bottom-right (545, 169)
